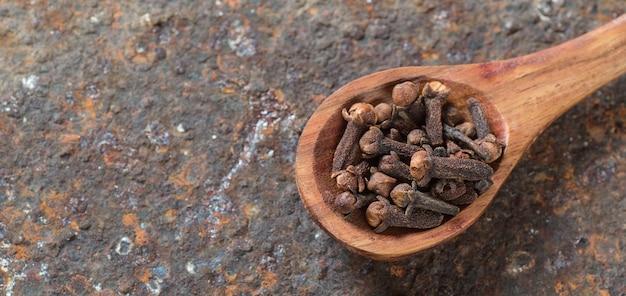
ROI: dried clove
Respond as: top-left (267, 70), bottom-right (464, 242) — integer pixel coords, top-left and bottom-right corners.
top-left (443, 103), bottom-right (464, 126)
top-left (476, 134), bottom-right (505, 163)
top-left (335, 191), bottom-right (378, 215)
top-left (446, 140), bottom-right (462, 155)
top-left (366, 171), bottom-right (397, 198)
top-left (409, 150), bottom-right (432, 187)
top-left (467, 97), bottom-right (490, 139)
top-left (334, 161), bottom-right (370, 192)
top-left (387, 128), bottom-right (404, 142)
top-left (443, 124), bottom-right (491, 161)
top-left (455, 121), bottom-right (476, 138)
top-left (433, 146), bottom-right (448, 157)
top-left (390, 183), bottom-right (413, 208)
top-left (332, 103), bottom-right (378, 175)
top-left (473, 179), bottom-right (494, 194)
top-left (378, 152), bottom-right (413, 181)
top-left (447, 139), bottom-right (474, 159)
top-left (431, 179), bottom-right (467, 201)
top-left (360, 126), bottom-right (422, 158)
top-left (330, 79), bottom-right (505, 234)
top-left (392, 81), bottom-right (425, 125)
top-left (407, 129), bottom-right (429, 146)
top-left (407, 186), bottom-right (460, 216)
top-left (430, 156), bottom-right (494, 180)
top-left (392, 81), bottom-right (419, 107)
top-left (366, 196), bottom-right (444, 233)
top-left (448, 188), bottom-right (478, 206)
top-left (380, 105), bottom-right (418, 135)
top-left (374, 102), bottom-right (393, 124)
top-left (390, 182), bottom-right (460, 216)
top-left (422, 81), bottom-right (450, 146)
top-left (410, 145), bottom-right (493, 184)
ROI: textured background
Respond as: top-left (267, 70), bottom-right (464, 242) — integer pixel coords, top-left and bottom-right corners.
top-left (0, 0), bottom-right (624, 295)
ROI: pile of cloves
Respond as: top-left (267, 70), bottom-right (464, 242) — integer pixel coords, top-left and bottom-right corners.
top-left (331, 80), bottom-right (505, 233)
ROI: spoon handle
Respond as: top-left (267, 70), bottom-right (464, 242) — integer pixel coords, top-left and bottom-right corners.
top-left (477, 14), bottom-right (626, 137)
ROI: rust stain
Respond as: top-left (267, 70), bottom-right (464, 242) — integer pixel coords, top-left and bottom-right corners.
top-left (243, 204), bottom-right (259, 219)
top-left (69, 220), bottom-right (80, 231)
top-left (156, 146), bottom-right (169, 153)
top-left (103, 150), bottom-right (122, 167)
top-left (421, 51), bottom-right (440, 61)
top-left (273, 89), bottom-right (284, 103)
top-left (8, 244), bottom-right (31, 261)
top-left (78, 95), bottom-right (97, 119)
top-left (588, 234), bottom-right (620, 262)
top-left (65, 274), bottom-right (92, 296)
top-left (60, 134), bottom-right (80, 144)
top-left (566, 280), bottom-right (578, 291)
top-left (554, 281), bottom-right (565, 295)
top-left (134, 228), bottom-right (149, 246)
top-left (389, 265), bottom-right (406, 277)
top-left (213, 212), bottom-right (231, 226)
top-left (131, 54), bottom-right (150, 64)
top-left (261, 125), bottom-right (275, 136)
top-left (232, 121), bottom-right (245, 141)
top-left (42, 191), bottom-right (71, 221)
top-left (164, 209), bottom-right (178, 223)
top-left (261, 271), bottom-right (277, 289)
top-left (221, 87), bottom-right (238, 94)
top-left (135, 267), bottom-right (152, 283)
top-left (224, 0), bottom-right (241, 8)
top-left (168, 172), bottom-right (191, 187)
top-left (122, 213), bottom-right (139, 227)
top-left (225, 272), bottom-right (237, 282)
top-left (168, 154), bottom-right (207, 199)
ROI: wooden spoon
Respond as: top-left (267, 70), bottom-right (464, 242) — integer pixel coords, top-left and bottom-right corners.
top-left (296, 15), bottom-right (626, 261)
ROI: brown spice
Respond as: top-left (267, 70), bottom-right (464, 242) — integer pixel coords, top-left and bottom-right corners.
top-left (443, 103), bottom-right (464, 126)
top-left (443, 124), bottom-right (491, 161)
top-left (335, 191), bottom-right (377, 215)
top-left (476, 134), bottom-right (505, 163)
top-left (409, 150), bottom-right (432, 187)
top-left (378, 152), bottom-right (412, 181)
top-left (407, 129), bottom-right (429, 146)
top-left (366, 196), bottom-right (444, 233)
top-left (374, 102), bottom-right (393, 124)
top-left (331, 80), bottom-right (505, 234)
top-left (455, 121), bottom-right (476, 138)
top-left (422, 81), bottom-right (450, 146)
top-left (448, 188), bottom-right (478, 206)
top-left (332, 103), bottom-right (378, 175)
top-left (366, 171), bottom-right (397, 198)
top-left (380, 105), bottom-right (418, 135)
top-left (360, 126), bottom-right (422, 158)
top-left (473, 179), bottom-right (494, 194)
top-left (390, 183), bottom-right (413, 208)
top-left (409, 145), bottom-right (494, 189)
top-left (467, 97), bottom-right (491, 139)
top-left (431, 179), bottom-right (467, 201)
top-left (392, 81), bottom-right (419, 107)
top-left (387, 128), bottom-right (403, 142)
top-left (389, 182), bottom-right (460, 216)
top-left (333, 161), bottom-right (370, 192)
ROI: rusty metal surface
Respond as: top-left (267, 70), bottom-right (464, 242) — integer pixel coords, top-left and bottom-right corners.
top-left (0, 0), bottom-right (624, 295)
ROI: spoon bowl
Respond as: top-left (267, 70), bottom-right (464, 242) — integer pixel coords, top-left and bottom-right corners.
top-left (296, 15), bottom-right (626, 261)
